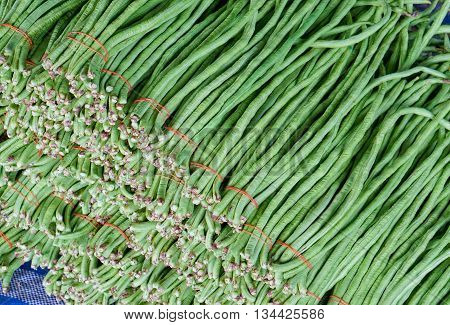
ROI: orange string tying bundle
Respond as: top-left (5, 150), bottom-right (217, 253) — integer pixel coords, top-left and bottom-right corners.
top-left (1, 24), bottom-right (33, 49)
top-left (0, 230), bottom-right (13, 249)
top-left (307, 291), bottom-right (322, 301)
top-left (329, 295), bottom-right (349, 305)
top-left (240, 223), bottom-right (313, 269)
top-left (101, 69), bottom-right (132, 91)
top-left (51, 192), bottom-right (75, 207)
top-left (134, 98), bottom-right (171, 119)
top-left (68, 37), bottom-right (107, 62)
top-left (8, 182), bottom-right (39, 208)
top-left (16, 180), bottom-right (39, 206)
top-left (103, 222), bottom-right (130, 243)
top-left (72, 213), bottom-right (130, 243)
top-left (73, 213), bottom-right (99, 228)
top-left (158, 173), bottom-right (185, 185)
top-left (190, 162), bottom-right (223, 180)
top-left (35, 144), bottom-right (43, 157)
top-left (240, 229), bottom-right (270, 248)
top-left (165, 126), bottom-right (197, 148)
top-left (72, 145), bottom-right (86, 152)
top-left (275, 240), bottom-right (313, 270)
top-left (25, 59), bottom-right (36, 67)
top-left (244, 224), bottom-right (273, 248)
top-left (225, 186), bottom-right (258, 208)
top-left (239, 223), bottom-right (317, 300)
top-left (31, 134), bottom-right (42, 156)
top-left (67, 31), bottom-right (108, 62)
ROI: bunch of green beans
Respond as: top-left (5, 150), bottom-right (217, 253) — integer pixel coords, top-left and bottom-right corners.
top-left (0, 0), bottom-right (449, 305)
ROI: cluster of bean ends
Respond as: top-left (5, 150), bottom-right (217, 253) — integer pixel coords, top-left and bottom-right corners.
top-left (0, 0), bottom-right (449, 305)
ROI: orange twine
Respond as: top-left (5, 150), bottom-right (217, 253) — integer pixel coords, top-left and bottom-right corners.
top-left (0, 230), bottom-right (13, 249)
top-left (101, 69), bottom-right (132, 91)
top-left (276, 240), bottom-right (313, 270)
top-left (73, 145), bottom-right (86, 152)
top-left (73, 213), bottom-right (99, 228)
top-left (16, 180), bottom-right (39, 207)
top-left (25, 59), bottom-right (36, 67)
top-left (158, 174), bottom-right (185, 185)
top-left (103, 222), bottom-right (130, 243)
top-left (244, 223), bottom-right (273, 248)
top-left (239, 223), bottom-right (313, 269)
top-left (165, 126), bottom-right (197, 147)
top-left (7, 183), bottom-right (39, 208)
top-left (329, 295), bottom-right (349, 305)
top-left (72, 213), bottom-right (130, 243)
top-left (190, 162), bottom-right (223, 180)
top-left (241, 229), bottom-right (270, 248)
top-left (225, 186), bottom-right (258, 208)
top-left (307, 290), bottom-right (322, 301)
top-left (134, 98), bottom-right (170, 119)
top-left (51, 193), bottom-right (75, 207)
top-left (67, 31), bottom-right (108, 61)
top-left (67, 36), bottom-right (108, 63)
top-left (1, 23), bottom-right (33, 48)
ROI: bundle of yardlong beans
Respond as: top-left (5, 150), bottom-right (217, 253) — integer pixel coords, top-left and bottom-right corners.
top-left (0, 0), bottom-right (449, 305)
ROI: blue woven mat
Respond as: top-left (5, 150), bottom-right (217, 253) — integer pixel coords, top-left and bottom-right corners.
top-left (0, 263), bottom-right (62, 305)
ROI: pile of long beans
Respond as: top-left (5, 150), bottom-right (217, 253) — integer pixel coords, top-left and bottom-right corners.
top-left (0, 0), bottom-right (449, 305)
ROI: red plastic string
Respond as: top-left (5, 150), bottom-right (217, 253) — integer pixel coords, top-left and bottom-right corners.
top-left (165, 126), bottom-right (197, 147)
top-left (73, 213), bottom-right (99, 228)
top-left (103, 222), bottom-right (130, 243)
top-left (225, 186), bottom-right (258, 208)
top-left (241, 223), bottom-right (313, 269)
top-left (241, 229), bottom-right (271, 249)
top-left (16, 179), bottom-right (39, 207)
top-left (73, 213), bottom-right (130, 242)
top-left (276, 240), bottom-right (312, 270)
top-left (68, 31), bottom-right (109, 61)
top-left (67, 36), bottom-right (107, 62)
top-left (190, 162), bottom-right (223, 180)
top-left (158, 174), bottom-right (185, 185)
top-left (329, 295), bottom-right (349, 305)
top-left (101, 69), bottom-right (132, 91)
top-left (51, 193), bottom-right (75, 207)
top-left (240, 225), bottom-right (318, 300)
top-left (244, 223), bottom-right (273, 248)
top-left (0, 231), bottom-right (13, 249)
top-left (72, 145), bottom-right (86, 152)
top-left (134, 98), bottom-right (171, 119)
top-left (1, 23), bottom-right (33, 48)
top-left (8, 183), bottom-right (39, 208)
top-left (307, 290), bottom-right (321, 301)
top-left (35, 135), bottom-right (45, 157)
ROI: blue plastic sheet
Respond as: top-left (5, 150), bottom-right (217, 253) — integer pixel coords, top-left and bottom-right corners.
top-left (0, 263), bottom-right (62, 305)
